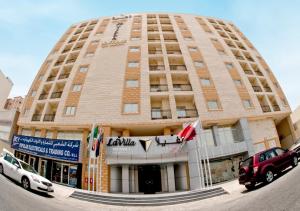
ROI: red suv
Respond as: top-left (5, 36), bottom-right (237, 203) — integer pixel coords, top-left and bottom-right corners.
top-left (239, 147), bottom-right (298, 190)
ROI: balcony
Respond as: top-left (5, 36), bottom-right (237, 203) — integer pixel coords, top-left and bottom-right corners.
top-left (39, 93), bottom-right (48, 100)
top-left (43, 114), bottom-right (55, 122)
top-left (177, 108), bottom-right (198, 119)
top-left (31, 114), bottom-right (41, 121)
top-left (173, 84), bottom-right (192, 91)
top-left (167, 50), bottom-right (182, 55)
top-left (150, 84), bottom-right (168, 92)
top-left (252, 86), bottom-right (262, 92)
top-left (164, 39), bottom-right (178, 42)
top-left (50, 92), bottom-right (62, 99)
top-left (148, 39), bottom-right (161, 42)
top-left (149, 65), bottom-right (165, 71)
top-left (151, 109), bottom-right (172, 120)
top-left (255, 71), bottom-right (264, 76)
top-left (261, 105), bottom-right (271, 113)
top-left (170, 65), bottom-right (187, 71)
top-left (66, 59), bottom-right (76, 64)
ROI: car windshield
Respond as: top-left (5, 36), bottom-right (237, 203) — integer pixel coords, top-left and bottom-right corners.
top-left (240, 157), bottom-right (253, 167)
top-left (20, 161), bottom-right (37, 174)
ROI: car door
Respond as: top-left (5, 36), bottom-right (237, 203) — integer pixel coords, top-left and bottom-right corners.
top-left (274, 148), bottom-right (290, 169)
top-left (265, 149), bottom-right (279, 170)
top-left (10, 158), bottom-right (22, 182)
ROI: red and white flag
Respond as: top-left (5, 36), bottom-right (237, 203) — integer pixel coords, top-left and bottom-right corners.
top-left (177, 120), bottom-right (199, 142)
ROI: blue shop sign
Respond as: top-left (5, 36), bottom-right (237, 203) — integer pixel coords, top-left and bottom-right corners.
top-left (11, 135), bottom-right (81, 162)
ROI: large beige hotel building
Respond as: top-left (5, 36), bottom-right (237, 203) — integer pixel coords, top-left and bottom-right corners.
top-left (14, 13), bottom-right (296, 194)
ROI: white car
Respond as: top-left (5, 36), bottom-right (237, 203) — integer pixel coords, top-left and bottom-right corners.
top-left (0, 149), bottom-right (54, 193)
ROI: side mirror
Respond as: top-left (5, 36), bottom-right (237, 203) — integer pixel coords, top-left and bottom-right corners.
top-left (284, 149), bottom-right (289, 153)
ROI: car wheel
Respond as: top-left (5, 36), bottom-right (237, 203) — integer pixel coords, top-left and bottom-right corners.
top-left (0, 164), bottom-right (3, 175)
top-left (22, 177), bottom-right (30, 190)
top-left (292, 156), bottom-right (298, 167)
top-left (265, 169), bottom-right (274, 183)
top-left (245, 183), bottom-right (255, 191)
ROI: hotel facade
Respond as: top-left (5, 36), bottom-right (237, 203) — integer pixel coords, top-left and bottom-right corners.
top-left (15, 13), bottom-right (296, 194)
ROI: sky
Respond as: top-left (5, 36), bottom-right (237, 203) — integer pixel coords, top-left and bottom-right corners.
top-left (0, 0), bottom-right (299, 110)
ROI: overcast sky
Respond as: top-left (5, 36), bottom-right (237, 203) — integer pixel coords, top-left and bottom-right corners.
top-left (0, 0), bottom-right (299, 110)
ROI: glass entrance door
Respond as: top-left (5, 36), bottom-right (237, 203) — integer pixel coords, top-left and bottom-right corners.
top-left (52, 162), bottom-right (62, 183)
top-left (29, 157), bottom-right (35, 168)
top-left (62, 165), bottom-right (69, 184)
top-left (40, 160), bottom-right (47, 178)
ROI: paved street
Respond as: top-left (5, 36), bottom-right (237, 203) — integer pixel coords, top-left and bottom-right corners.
top-left (1, 165), bottom-right (300, 211)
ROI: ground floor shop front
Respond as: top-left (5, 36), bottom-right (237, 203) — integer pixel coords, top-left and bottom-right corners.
top-left (14, 151), bottom-right (82, 188)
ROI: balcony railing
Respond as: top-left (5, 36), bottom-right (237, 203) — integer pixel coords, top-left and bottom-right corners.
top-left (39, 93), bottom-right (48, 100)
top-left (151, 109), bottom-right (172, 120)
top-left (31, 114), bottom-right (41, 121)
top-left (272, 105), bottom-right (280, 111)
top-left (148, 39), bottom-right (160, 42)
top-left (235, 56), bottom-right (244, 60)
top-left (164, 39), bottom-right (178, 42)
top-left (244, 70), bottom-right (253, 75)
top-left (162, 30), bottom-right (174, 33)
top-left (150, 84), bottom-right (168, 92)
top-left (173, 84), bottom-right (192, 91)
top-left (167, 51), bottom-right (182, 55)
top-left (66, 59), bottom-right (76, 64)
top-left (149, 65), bottom-right (165, 71)
top-left (50, 92), bottom-right (62, 99)
top-left (264, 86), bottom-right (272, 92)
top-left (252, 86), bottom-right (262, 92)
top-left (43, 114), bottom-right (56, 122)
top-left (47, 76), bottom-right (56, 82)
top-left (170, 65), bottom-right (187, 71)
top-left (58, 74), bottom-right (70, 80)
top-left (261, 105), bottom-right (271, 113)
top-left (255, 71), bottom-right (264, 76)
top-left (177, 109), bottom-right (198, 118)
top-left (148, 50), bottom-right (162, 54)
top-left (55, 61), bottom-right (63, 66)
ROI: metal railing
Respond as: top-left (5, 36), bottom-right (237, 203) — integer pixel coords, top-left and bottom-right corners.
top-left (252, 85), bottom-right (262, 92)
top-left (272, 104), bottom-right (280, 111)
top-left (170, 65), bottom-right (187, 71)
top-left (177, 109), bottom-right (198, 118)
top-left (261, 105), bottom-right (271, 112)
top-left (43, 114), bottom-right (56, 122)
top-left (39, 93), bottom-right (48, 100)
top-left (50, 92), bottom-right (62, 99)
top-left (173, 84), bottom-right (192, 91)
top-left (264, 86), bottom-right (272, 92)
top-left (58, 74), bottom-right (70, 80)
top-left (164, 39), bottom-right (178, 42)
top-left (31, 114), bottom-right (41, 121)
top-left (151, 109), bottom-right (172, 120)
top-left (255, 71), bottom-right (264, 76)
top-left (150, 84), bottom-right (168, 92)
top-left (148, 50), bottom-right (162, 54)
top-left (47, 76), bottom-right (56, 81)
top-left (167, 51), bottom-right (182, 55)
top-left (149, 65), bottom-right (165, 71)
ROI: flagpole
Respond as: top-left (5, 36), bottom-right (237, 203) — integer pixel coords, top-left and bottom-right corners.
top-left (200, 137), bottom-right (209, 188)
top-left (99, 144), bottom-right (103, 192)
top-left (195, 120), bottom-right (205, 189)
top-left (203, 132), bottom-right (212, 187)
top-left (88, 123), bottom-right (95, 192)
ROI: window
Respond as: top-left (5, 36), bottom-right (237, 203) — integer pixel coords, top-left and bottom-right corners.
top-left (265, 150), bottom-right (276, 160)
top-left (275, 148), bottom-right (285, 156)
top-left (79, 66), bottom-right (88, 72)
top-left (259, 153), bottom-right (266, 162)
top-left (199, 128), bottom-right (215, 146)
top-left (194, 61), bottom-right (205, 68)
top-left (176, 107), bottom-right (187, 118)
top-left (189, 47), bottom-right (198, 52)
top-left (4, 154), bottom-right (13, 163)
top-left (65, 106), bottom-right (76, 115)
top-left (128, 61), bottom-right (139, 68)
top-left (72, 84), bottom-right (82, 92)
top-left (225, 63), bottom-right (234, 69)
top-left (129, 47), bottom-right (140, 52)
top-left (243, 99), bottom-right (252, 109)
top-left (200, 78), bottom-right (211, 86)
top-left (207, 100), bottom-right (219, 110)
top-left (123, 103), bottom-right (138, 113)
top-left (234, 80), bottom-right (242, 87)
top-left (126, 80), bottom-right (139, 88)
top-left (31, 91), bottom-right (37, 97)
top-left (218, 127), bottom-right (235, 145)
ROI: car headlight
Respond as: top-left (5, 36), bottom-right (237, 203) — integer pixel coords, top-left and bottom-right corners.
top-left (31, 175), bottom-right (40, 183)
